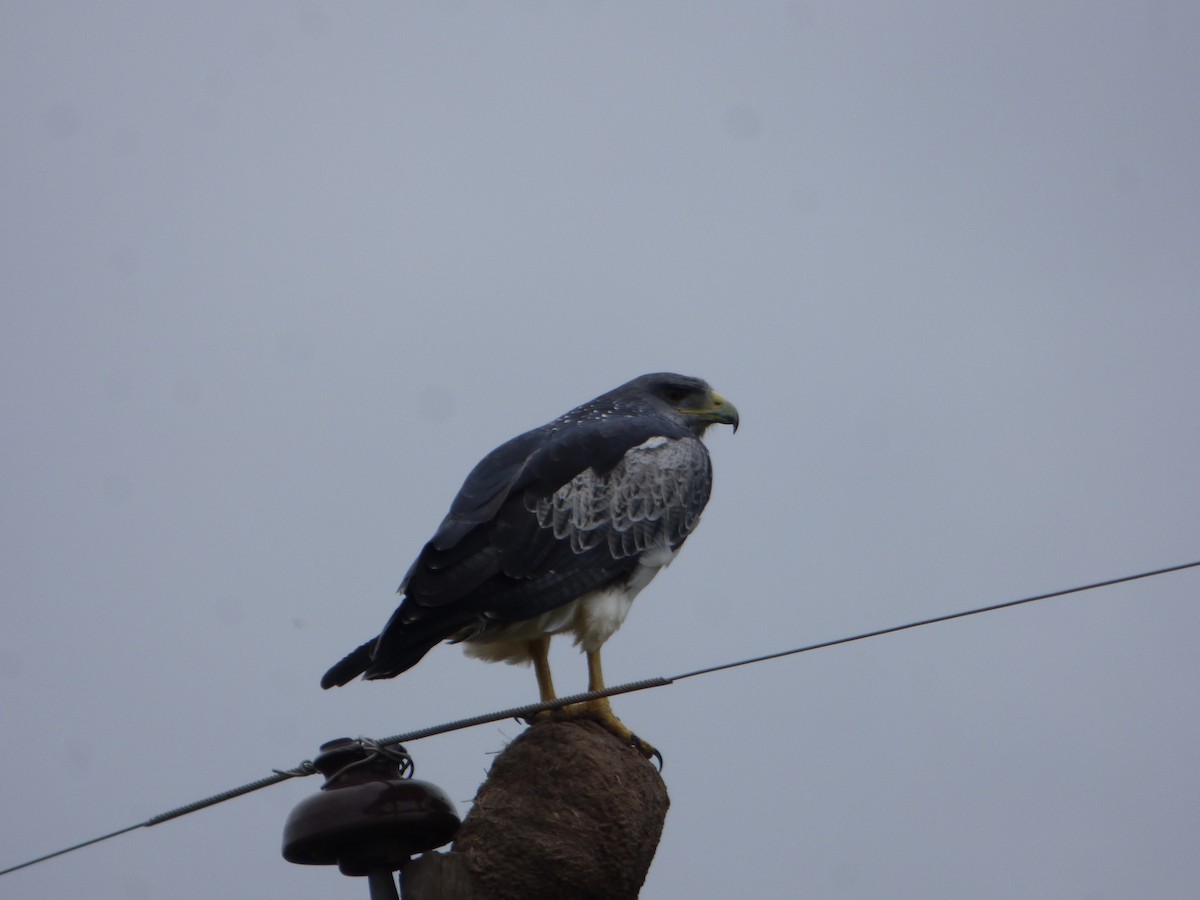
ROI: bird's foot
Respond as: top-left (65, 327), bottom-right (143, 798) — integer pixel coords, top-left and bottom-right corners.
top-left (560, 700), bottom-right (662, 769)
top-left (516, 708), bottom-right (556, 726)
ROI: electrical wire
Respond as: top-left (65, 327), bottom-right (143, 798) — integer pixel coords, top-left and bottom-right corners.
top-left (2, 557), bottom-right (1197, 878)
top-left (671, 557), bottom-right (1200, 681)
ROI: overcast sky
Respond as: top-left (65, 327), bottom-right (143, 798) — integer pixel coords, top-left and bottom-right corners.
top-left (4, 3), bottom-right (1200, 898)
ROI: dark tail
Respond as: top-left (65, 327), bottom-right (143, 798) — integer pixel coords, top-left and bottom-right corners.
top-left (320, 639), bottom-right (376, 689)
top-left (320, 615), bottom-right (472, 689)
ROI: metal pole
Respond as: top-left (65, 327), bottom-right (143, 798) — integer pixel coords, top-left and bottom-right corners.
top-left (367, 868), bottom-right (400, 900)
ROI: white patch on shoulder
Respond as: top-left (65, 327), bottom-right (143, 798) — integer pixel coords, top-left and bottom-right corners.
top-left (632, 435), bottom-right (670, 451)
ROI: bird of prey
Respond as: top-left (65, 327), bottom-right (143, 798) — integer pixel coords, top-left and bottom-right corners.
top-left (321, 373), bottom-right (738, 756)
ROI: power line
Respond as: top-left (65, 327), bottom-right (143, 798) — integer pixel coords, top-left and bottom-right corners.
top-left (672, 557), bottom-right (1200, 681)
top-left (3, 557), bottom-right (1197, 878)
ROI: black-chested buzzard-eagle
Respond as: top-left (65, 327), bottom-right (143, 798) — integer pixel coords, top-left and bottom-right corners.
top-left (321, 373), bottom-right (738, 755)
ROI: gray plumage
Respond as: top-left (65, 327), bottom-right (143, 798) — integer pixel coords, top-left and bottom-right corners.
top-left (321, 373), bottom-right (738, 690)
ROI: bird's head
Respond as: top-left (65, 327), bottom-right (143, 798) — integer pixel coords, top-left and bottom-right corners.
top-left (625, 373), bottom-right (739, 437)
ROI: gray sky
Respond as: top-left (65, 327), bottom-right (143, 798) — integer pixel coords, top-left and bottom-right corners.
top-left (4, 3), bottom-right (1199, 898)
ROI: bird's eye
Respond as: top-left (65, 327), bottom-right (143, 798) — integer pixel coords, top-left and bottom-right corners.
top-left (664, 386), bottom-right (687, 404)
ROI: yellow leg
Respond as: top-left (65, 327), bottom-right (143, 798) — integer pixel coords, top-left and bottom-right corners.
top-left (586, 646), bottom-right (606, 694)
top-left (582, 647), bottom-right (618, 724)
top-left (578, 648), bottom-right (658, 762)
top-left (528, 636), bottom-right (556, 704)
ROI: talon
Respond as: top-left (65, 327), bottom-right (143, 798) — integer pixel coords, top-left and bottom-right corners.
top-left (565, 698), bottom-right (661, 766)
top-left (539, 649), bottom-right (663, 766)
top-left (517, 709), bottom-right (555, 726)
top-left (629, 732), bottom-right (664, 770)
